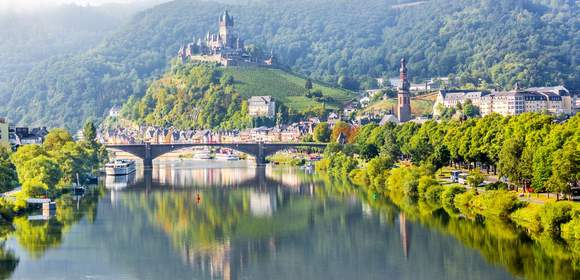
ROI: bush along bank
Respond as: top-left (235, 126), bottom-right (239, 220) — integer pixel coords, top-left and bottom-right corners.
top-left (316, 144), bottom-right (580, 258)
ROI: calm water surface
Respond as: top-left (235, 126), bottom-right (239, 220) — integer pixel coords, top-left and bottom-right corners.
top-left (2, 160), bottom-right (576, 279)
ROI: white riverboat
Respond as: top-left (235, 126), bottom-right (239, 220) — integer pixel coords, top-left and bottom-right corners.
top-left (194, 150), bottom-right (213, 160)
top-left (105, 159), bottom-right (136, 176)
top-left (215, 153), bottom-right (239, 161)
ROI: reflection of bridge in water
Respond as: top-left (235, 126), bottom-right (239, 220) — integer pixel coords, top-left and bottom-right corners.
top-left (107, 162), bottom-right (318, 196)
top-left (105, 142), bottom-right (327, 168)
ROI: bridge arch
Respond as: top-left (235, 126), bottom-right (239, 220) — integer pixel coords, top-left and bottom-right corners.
top-left (106, 143), bottom-right (327, 169)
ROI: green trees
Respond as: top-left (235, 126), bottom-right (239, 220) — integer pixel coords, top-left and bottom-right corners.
top-left (124, 64), bottom-right (252, 130)
top-left (331, 121), bottom-right (353, 143)
top-left (18, 156), bottom-right (62, 198)
top-left (0, 147), bottom-right (18, 193)
top-left (467, 168), bottom-right (485, 189)
top-left (359, 144), bottom-right (379, 161)
top-left (462, 99), bottom-right (479, 118)
top-left (83, 121), bottom-right (97, 143)
top-left (313, 122), bottom-right (331, 143)
top-left (10, 128), bottom-right (105, 200)
top-left (321, 113), bottom-right (577, 194)
top-left (547, 141), bottom-right (579, 198)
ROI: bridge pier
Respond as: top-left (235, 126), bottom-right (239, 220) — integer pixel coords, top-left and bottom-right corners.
top-left (143, 142), bottom-right (153, 170)
top-left (256, 142), bottom-right (267, 166)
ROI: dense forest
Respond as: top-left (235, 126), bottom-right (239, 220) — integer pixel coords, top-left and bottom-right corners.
top-left (1, 0), bottom-right (577, 130)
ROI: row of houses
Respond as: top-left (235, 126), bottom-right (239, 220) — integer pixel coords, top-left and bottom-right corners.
top-left (102, 122), bottom-right (315, 145)
top-left (433, 86), bottom-right (577, 117)
top-left (0, 118), bottom-right (49, 147)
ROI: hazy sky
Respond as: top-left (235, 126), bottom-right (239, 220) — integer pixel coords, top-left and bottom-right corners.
top-left (0, 0), bottom-right (147, 12)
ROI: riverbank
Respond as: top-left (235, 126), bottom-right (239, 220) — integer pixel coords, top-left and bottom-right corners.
top-left (317, 153), bottom-right (580, 257)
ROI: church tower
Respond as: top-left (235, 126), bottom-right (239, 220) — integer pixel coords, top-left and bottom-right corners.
top-left (219, 10), bottom-right (235, 49)
top-left (397, 58), bottom-right (411, 122)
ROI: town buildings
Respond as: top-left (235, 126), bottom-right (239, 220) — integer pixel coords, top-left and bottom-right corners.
top-left (248, 96), bottom-right (276, 118)
top-left (0, 120), bottom-right (50, 147)
top-left (433, 86), bottom-right (575, 117)
top-left (13, 127), bottom-right (49, 145)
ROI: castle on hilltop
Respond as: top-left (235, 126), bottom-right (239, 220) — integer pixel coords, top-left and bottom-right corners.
top-left (178, 11), bottom-right (274, 67)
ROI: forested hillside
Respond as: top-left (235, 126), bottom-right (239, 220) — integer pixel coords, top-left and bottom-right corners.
top-left (2, 0), bottom-right (577, 130)
top-left (0, 6), bottom-right (123, 100)
top-left (121, 63), bottom-right (252, 130)
top-left (119, 62), bottom-right (354, 129)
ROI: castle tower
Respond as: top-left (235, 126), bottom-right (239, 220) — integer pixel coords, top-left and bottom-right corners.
top-left (397, 58), bottom-right (411, 122)
top-left (219, 10), bottom-right (235, 49)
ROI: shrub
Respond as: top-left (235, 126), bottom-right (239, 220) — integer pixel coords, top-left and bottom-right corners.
top-left (454, 190), bottom-right (477, 217)
top-left (386, 166), bottom-right (425, 196)
top-left (315, 158), bottom-right (329, 171)
top-left (510, 204), bottom-right (542, 233)
top-left (561, 215), bottom-right (580, 241)
top-left (539, 202), bottom-right (573, 236)
top-left (424, 185), bottom-right (444, 203)
top-left (475, 190), bottom-right (525, 218)
top-left (349, 169), bottom-right (369, 186)
top-left (366, 156), bottom-right (394, 179)
top-left (417, 175), bottom-right (439, 196)
top-left (289, 158), bottom-right (306, 166)
top-left (441, 185), bottom-right (466, 210)
top-left (485, 181), bottom-right (508, 191)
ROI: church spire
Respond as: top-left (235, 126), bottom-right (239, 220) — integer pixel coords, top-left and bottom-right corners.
top-left (399, 58), bottom-right (410, 91)
top-left (397, 58), bottom-right (412, 122)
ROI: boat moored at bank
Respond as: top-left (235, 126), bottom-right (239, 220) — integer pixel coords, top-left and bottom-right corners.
top-left (105, 159), bottom-right (136, 176)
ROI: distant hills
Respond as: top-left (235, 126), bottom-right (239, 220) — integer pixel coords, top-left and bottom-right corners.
top-left (1, 0), bottom-right (577, 130)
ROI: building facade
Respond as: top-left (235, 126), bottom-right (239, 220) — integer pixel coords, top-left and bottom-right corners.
top-left (248, 96), bottom-right (276, 118)
top-left (435, 86), bottom-right (575, 117)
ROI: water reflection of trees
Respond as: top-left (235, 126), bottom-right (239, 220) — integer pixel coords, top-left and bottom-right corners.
top-left (119, 182), bottom-right (352, 280)
top-left (1, 187), bottom-right (102, 274)
top-left (361, 186), bottom-right (580, 280)
top-left (0, 232), bottom-right (18, 279)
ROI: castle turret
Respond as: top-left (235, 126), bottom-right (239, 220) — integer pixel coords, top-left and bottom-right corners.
top-left (219, 10), bottom-right (235, 48)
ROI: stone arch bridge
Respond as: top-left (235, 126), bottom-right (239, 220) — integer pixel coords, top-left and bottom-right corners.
top-left (105, 142), bottom-right (328, 168)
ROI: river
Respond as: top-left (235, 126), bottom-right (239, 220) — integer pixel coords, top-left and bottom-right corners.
top-left (1, 160), bottom-right (577, 279)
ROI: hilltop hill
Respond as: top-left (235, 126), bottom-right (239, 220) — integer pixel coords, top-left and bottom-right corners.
top-left (1, 0), bottom-right (577, 130)
top-left (223, 67), bottom-right (353, 112)
top-left (119, 63), bottom-right (351, 129)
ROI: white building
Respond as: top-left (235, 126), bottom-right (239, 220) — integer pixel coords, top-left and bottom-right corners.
top-left (433, 90), bottom-right (489, 116)
top-left (248, 96), bottom-right (276, 118)
top-left (480, 89), bottom-right (573, 117)
top-left (435, 86), bottom-right (575, 117)
top-left (109, 105), bottom-right (121, 118)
